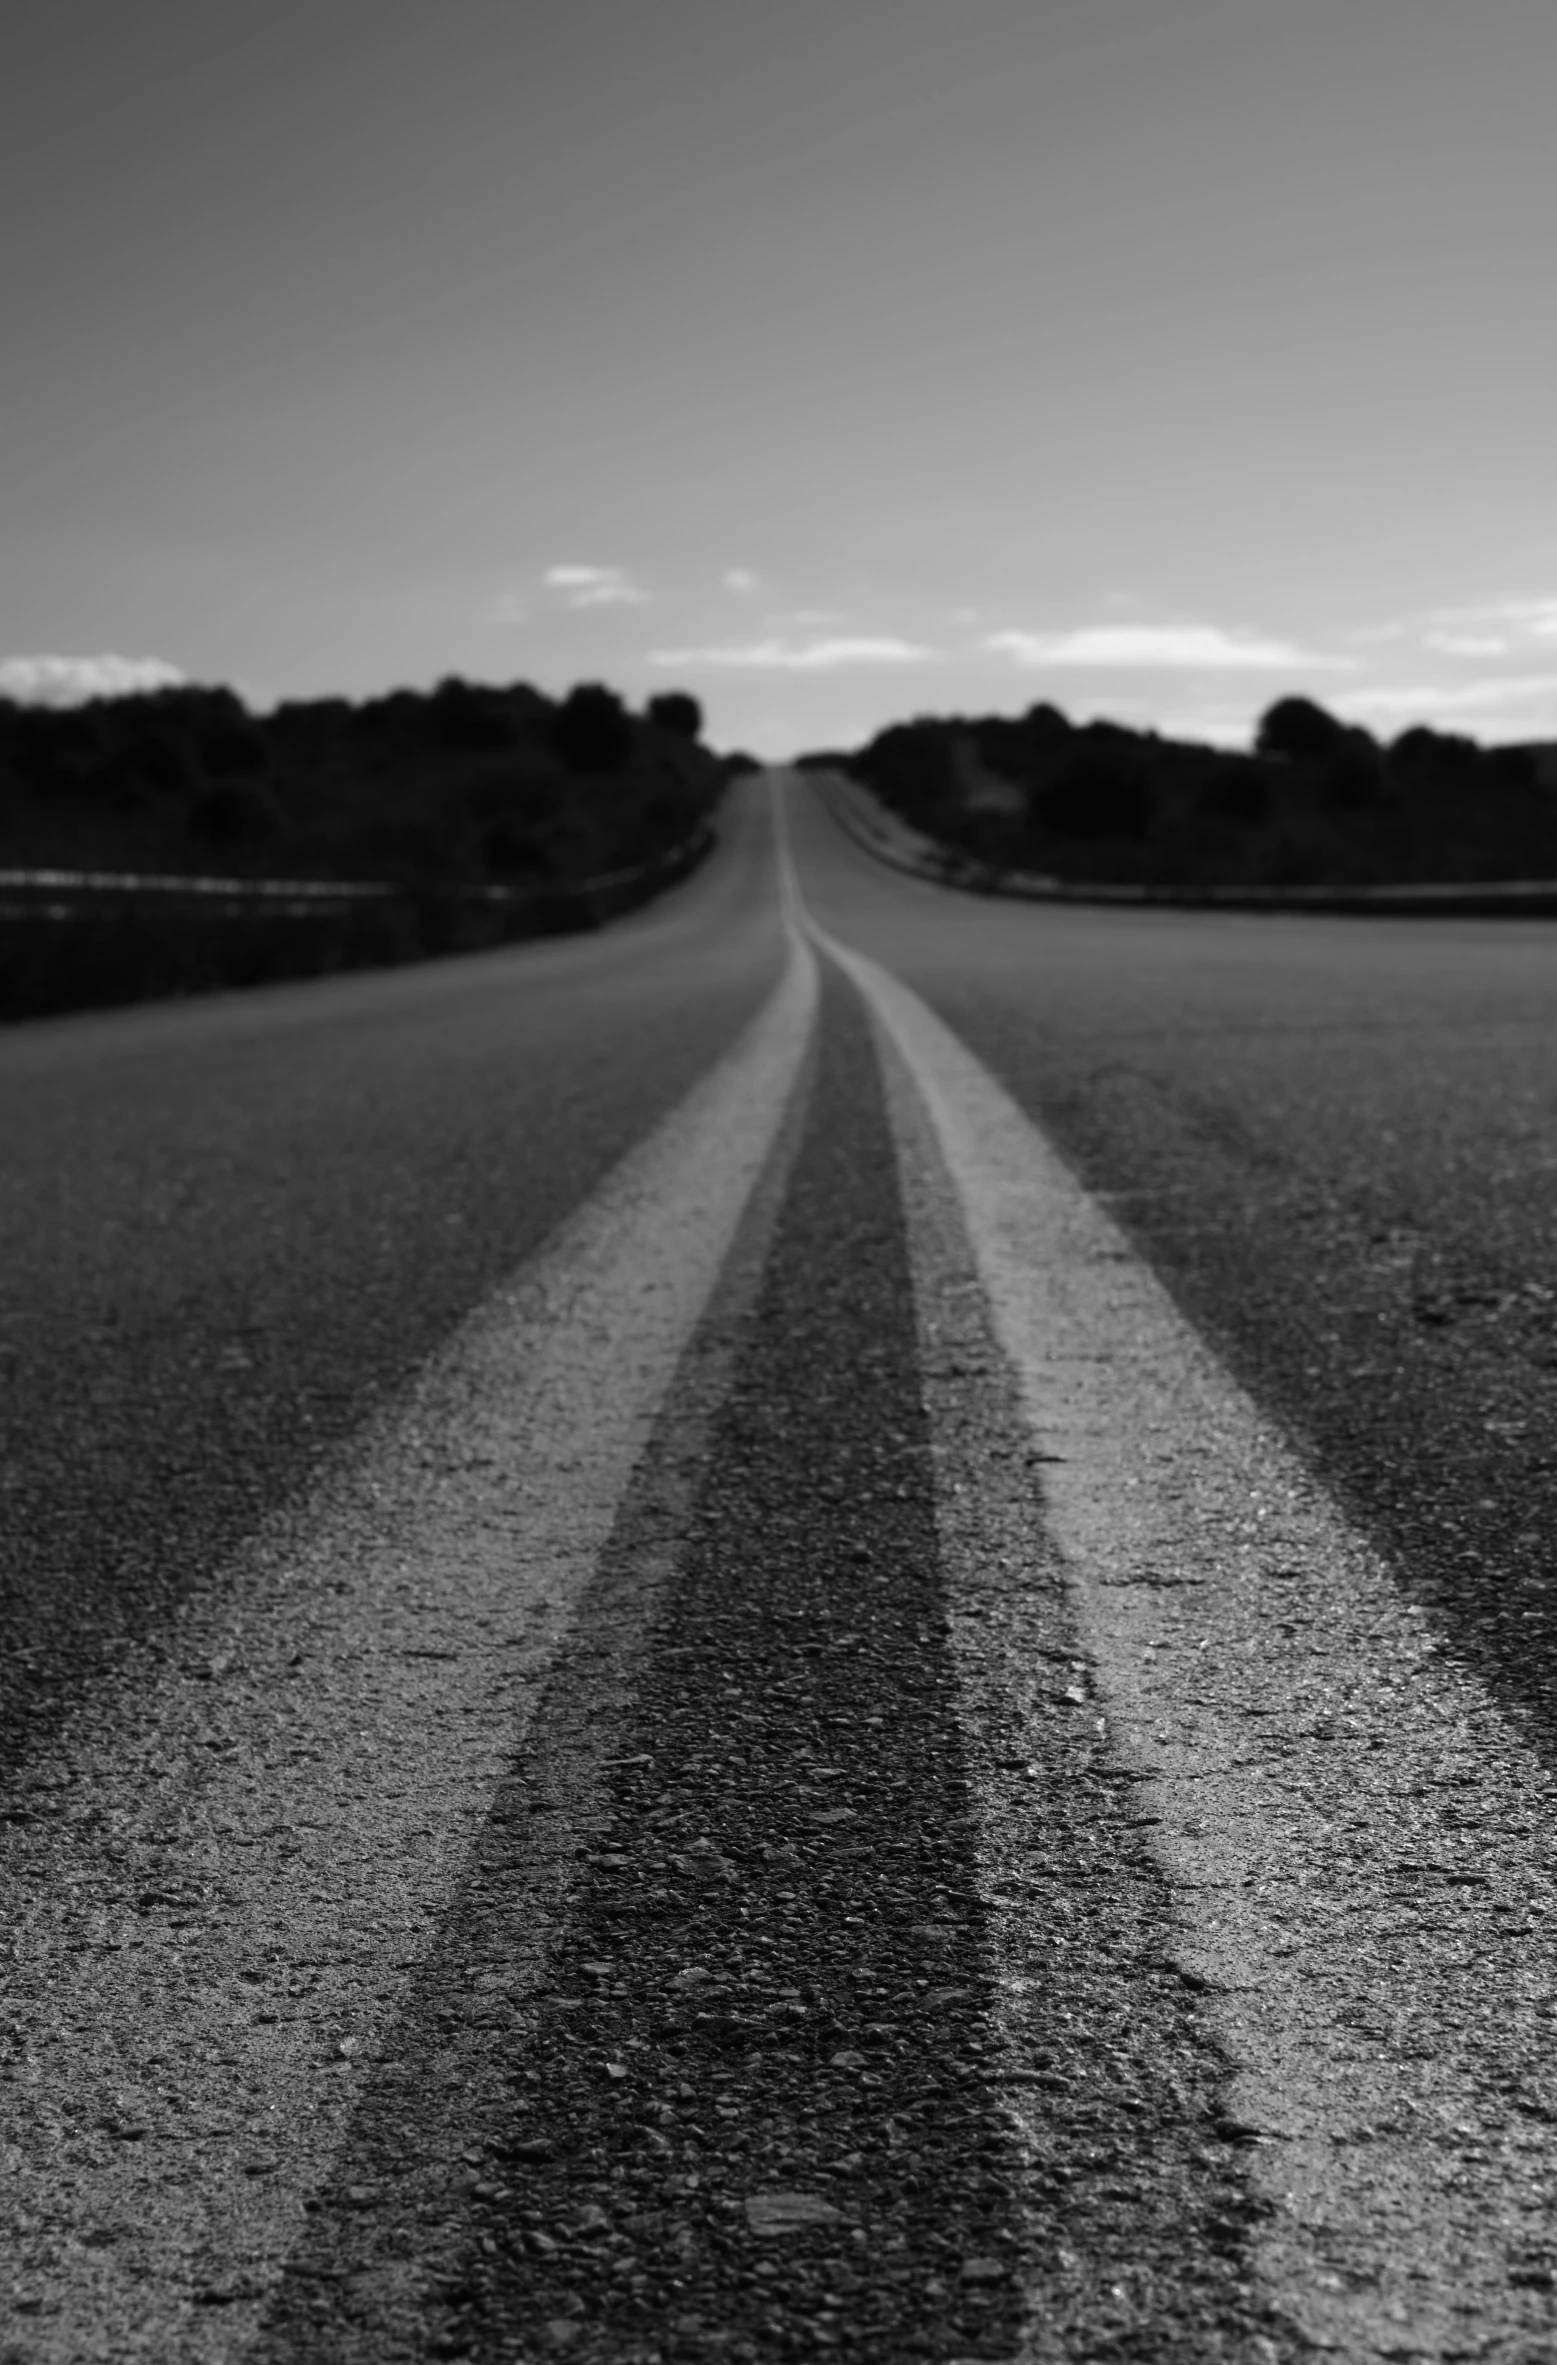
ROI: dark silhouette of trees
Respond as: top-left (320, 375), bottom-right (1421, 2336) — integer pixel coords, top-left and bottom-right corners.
top-left (1315, 730), bottom-right (1387, 813)
top-left (97, 736), bottom-right (197, 813)
top-left (1255, 699), bottom-right (1386, 811)
top-left (1194, 757), bottom-right (1269, 826)
top-left (645, 690), bottom-right (703, 741)
top-left (851, 719), bottom-right (960, 833)
top-left (430, 678), bottom-right (514, 753)
top-left (838, 695), bottom-right (1557, 887)
top-left (199, 726), bottom-right (268, 777)
top-left (11, 707), bottom-right (104, 793)
top-left (1041, 738), bottom-right (1152, 839)
top-left (552, 683), bottom-right (635, 774)
top-left (0, 671), bottom-right (723, 893)
top-left (1487, 745), bottom-right (1538, 792)
top-left (187, 781), bottom-right (283, 848)
top-left (1255, 696), bottom-right (1351, 763)
top-left (1388, 725), bottom-right (1479, 777)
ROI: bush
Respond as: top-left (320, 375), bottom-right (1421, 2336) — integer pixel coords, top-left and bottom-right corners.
top-left (972, 704), bottom-right (1072, 791)
top-left (553, 683), bottom-right (634, 774)
top-left (1256, 696), bottom-right (1353, 763)
top-left (1486, 745), bottom-right (1539, 793)
top-left (1314, 730), bottom-right (1388, 813)
top-left (187, 781), bottom-right (283, 848)
top-left (99, 736), bottom-right (197, 805)
top-left (1023, 700), bottom-right (1072, 744)
top-left (465, 771), bottom-right (562, 830)
top-left (1041, 747), bottom-right (1152, 839)
top-left (483, 822), bottom-right (551, 877)
top-left (646, 690), bottom-right (703, 741)
top-left (854, 720), bottom-right (959, 829)
top-left (1194, 759), bottom-right (1269, 826)
top-left (13, 707), bottom-right (107, 791)
top-left (200, 727), bottom-right (269, 777)
top-left (429, 679), bottom-right (514, 753)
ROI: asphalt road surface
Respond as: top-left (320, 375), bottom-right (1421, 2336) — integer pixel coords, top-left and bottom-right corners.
top-left (6, 776), bottom-right (1557, 2363)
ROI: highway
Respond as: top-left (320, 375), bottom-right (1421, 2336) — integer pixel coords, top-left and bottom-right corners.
top-left (5, 774), bottom-right (1557, 2362)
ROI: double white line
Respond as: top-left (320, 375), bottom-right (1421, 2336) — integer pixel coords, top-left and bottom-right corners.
top-left (1, 901), bottom-right (819, 2357)
top-left (779, 771), bottom-right (1557, 2361)
top-left (7, 778), bottom-right (1555, 2360)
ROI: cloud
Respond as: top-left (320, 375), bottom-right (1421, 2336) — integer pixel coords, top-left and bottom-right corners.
top-left (542, 564), bottom-right (648, 609)
top-left (1338, 674), bottom-right (1557, 720)
top-left (1437, 597), bottom-right (1557, 639)
top-left (986, 623), bottom-right (1352, 671)
top-left (723, 568), bottom-right (760, 594)
top-left (1422, 631), bottom-right (1512, 657)
top-left (1359, 597), bottom-right (1557, 651)
top-left (570, 583), bottom-right (649, 609)
top-left (0, 653), bottom-right (187, 705)
top-left (648, 635), bottom-right (934, 672)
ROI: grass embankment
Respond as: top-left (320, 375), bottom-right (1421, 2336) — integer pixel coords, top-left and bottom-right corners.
top-left (807, 697), bottom-right (1557, 891)
top-left (0, 679), bottom-right (731, 1020)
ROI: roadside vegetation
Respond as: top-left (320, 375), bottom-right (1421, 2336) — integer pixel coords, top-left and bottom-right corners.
top-left (809, 697), bottom-right (1557, 888)
top-left (0, 677), bottom-right (731, 1019)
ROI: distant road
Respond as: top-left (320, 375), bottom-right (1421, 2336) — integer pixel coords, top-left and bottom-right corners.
top-left (6, 776), bottom-right (1557, 2360)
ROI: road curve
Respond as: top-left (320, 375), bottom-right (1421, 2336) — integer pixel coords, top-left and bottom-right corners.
top-left (4, 775), bottom-right (1557, 2362)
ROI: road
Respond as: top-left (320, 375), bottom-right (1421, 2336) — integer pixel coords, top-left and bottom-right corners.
top-left (5, 775), bottom-right (1557, 2361)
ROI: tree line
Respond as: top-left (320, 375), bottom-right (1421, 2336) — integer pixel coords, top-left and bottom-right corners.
top-left (0, 676), bottom-right (721, 886)
top-left (807, 697), bottom-right (1557, 887)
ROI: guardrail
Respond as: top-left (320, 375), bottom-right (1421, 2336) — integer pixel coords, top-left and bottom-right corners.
top-left (0, 821), bottom-right (716, 1021)
top-left (813, 772), bottom-right (1557, 918)
top-left (0, 826), bottom-right (712, 918)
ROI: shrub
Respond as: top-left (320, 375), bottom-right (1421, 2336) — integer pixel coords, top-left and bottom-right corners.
top-left (187, 781), bottom-right (283, 848)
top-left (1194, 760), bottom-right (1270, 826)
top-left (1256, 696), bottom-right (1352, 764)
top-left (645, 690), bottom-right (703, 741)
top-left (854, 720), bottom-right (959, 829)
top-left (429, 679), bottom-right (514, 753)
top-left (200, 727), bottom-right (268, 777)
top-left (1314, 730), bottom-right (1388, 813)
top-left (101, 735), bottom-right (196, 803)
top-left (553, 683), bottom-right (634, 774)
top-left (1041, 747), bottom-right (1152, 839)
top-left (1023, 700), bottom-right (1072, 743)
top-left (1486, 745), bottom-right (1538, 793)
top-left (465, 771), bottom-right (562, 830)
top-left (13, 707), bottom-right (106, 791)
top-left (482, 822), bottom-right (551, 877)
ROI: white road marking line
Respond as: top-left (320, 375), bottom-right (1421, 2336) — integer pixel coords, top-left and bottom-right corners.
top-left (785, 874), bottom-right (1557, 2357)
top-left (1, 922), bottom-right (817, 2361)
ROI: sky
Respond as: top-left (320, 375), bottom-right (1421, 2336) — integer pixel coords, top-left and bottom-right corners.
top-left (3, 0), bottom-right (1555, 754)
